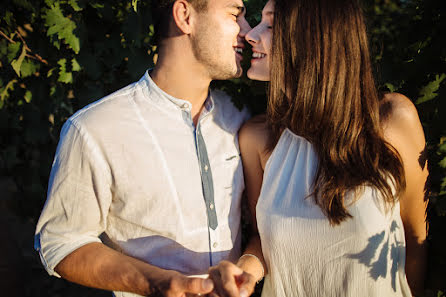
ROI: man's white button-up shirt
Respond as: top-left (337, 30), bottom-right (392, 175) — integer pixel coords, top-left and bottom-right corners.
top-left (34, 72), bottom-right (249, 296)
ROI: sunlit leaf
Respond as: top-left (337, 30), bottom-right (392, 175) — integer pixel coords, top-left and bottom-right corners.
top-left (0, 79), bottom-right (17, 102)
top-left (24, 90), bottom-right (32, 103)
top-left (20, 59), bottom-right (40, 78)
top-left (11, 45), bottom-right (26, 76)
top-left (416, 74), bottom-right (446, 104)
top-left (72, 58), bottom-right (81, 71)
top-left (43, 2), bottom-right (80, 53)
top-left (57, 58), bottom-right (73, 83)
top-left (7, 42), bottom-right (21, 62)
top-left (68, 0), bottom-right (82, 11)
top-left (132, 0), bottom-right (139, 12)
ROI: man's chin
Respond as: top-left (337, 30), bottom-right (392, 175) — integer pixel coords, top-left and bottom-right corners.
top-left (211, 66), bottom-right (242, 80)
top-left (233, 67), bottom-right (243, 78)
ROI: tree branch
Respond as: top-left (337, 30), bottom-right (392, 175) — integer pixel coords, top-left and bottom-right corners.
top-left (0, 29), bottom-right (49, 65)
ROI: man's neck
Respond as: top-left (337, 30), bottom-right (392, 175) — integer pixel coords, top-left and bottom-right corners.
top-left (150, 45), bottom-right (212, 125)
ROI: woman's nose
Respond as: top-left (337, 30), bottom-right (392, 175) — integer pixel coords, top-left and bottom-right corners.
top-left (245, 26), bottom-right (260, 45)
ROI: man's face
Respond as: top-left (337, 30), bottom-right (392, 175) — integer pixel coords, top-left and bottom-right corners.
top-left (190, 0), bottom-right (251, 80)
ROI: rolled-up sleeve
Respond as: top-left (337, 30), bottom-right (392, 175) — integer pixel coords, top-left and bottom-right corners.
top-left (34, 119), bottom-right (112, 277)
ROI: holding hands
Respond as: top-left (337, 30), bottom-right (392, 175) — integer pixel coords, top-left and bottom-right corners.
top-left (147, 270), bottom-right (214, 297)
top-left (208, 260), bottom-right (257, 297)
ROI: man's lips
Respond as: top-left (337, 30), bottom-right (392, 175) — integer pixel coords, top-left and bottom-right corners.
top-left (234, 46), bottom-right (244, 61)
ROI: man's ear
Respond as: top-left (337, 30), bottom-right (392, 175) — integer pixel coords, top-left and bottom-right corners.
top-left (172, 0), bottom-right (195, 34)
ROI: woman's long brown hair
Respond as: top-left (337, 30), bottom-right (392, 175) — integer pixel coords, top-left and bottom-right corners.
top-left (268, 0), bottom-right (406, 225)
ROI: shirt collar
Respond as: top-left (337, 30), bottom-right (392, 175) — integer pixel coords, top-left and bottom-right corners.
top-left (142, 70), bottom-right (214, 114)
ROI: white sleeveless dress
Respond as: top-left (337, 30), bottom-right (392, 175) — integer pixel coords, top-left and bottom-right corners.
top-left (256, 128), bottom-right (412, 297)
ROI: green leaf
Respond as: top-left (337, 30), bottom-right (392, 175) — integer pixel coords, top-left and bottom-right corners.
top-left (57, 58), bottom-right (73, 83)
top-left (12, 0), bottom-right (35, 11)
top-left (416, 74), bottom-right (446, 104)
top-left (11, 45), bottom-right (26, 77)
top-left (24, 90), bottom-right (32, 103)
top-left (440, 156), bottom-right (446, 169)
top-left (7, 42), bottom-right (22, 62)
top-left (439, 138), bottom-right (446, 153)
top-left (47, 67), bottom-right (56, 77)
top-left (132, 0), bottom-right (139, 12)
top-left (384, 83), bottom-right (397, 92)
top-left (0, 40), bottom-right (8, 57)
top-left (3, 11), bottom-right (14, 27)
top-left (72, 58), bottom-right (81, 71)
top-left (20, 59), bottom-right (40, 78)
top-left (43, 3), bottom-right (80, 53)
top-left (0, 79), bottom-right (17, 103)
top-left (68, 0), bottom-right (83, 11)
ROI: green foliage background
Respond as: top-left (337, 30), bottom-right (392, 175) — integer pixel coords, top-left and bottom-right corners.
top-left (0, 0), bottom-right (444, 296)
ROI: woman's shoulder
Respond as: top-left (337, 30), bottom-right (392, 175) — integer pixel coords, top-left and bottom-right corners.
top-left (239, 114), bottom-right (271, 163)
top-left (380, 93), bottom-right (425, 145)
top-left (239, 114), bottom-right (269, 143)
top-left (380, 93), bottom-right (421, 128)
top-left (379, 93), bottom-right (426, 138)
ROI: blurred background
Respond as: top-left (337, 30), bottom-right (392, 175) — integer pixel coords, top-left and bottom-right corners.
top-left (0, 0), bottom-right (444, 296)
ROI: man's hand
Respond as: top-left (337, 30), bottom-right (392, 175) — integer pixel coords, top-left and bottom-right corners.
top-left (208, 260), bottom-right (256, 297)
top-left (149, 270), bottom-right (215, 297)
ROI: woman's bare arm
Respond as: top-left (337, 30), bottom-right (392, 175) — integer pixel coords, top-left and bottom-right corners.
top-left (381, 93), bottom-right (428, 296)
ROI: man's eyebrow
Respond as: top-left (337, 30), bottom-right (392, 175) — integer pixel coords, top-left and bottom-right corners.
top-left (264, 11), bottom-right (274, 17)
top-left (227, 3), bottom-right (245, 13)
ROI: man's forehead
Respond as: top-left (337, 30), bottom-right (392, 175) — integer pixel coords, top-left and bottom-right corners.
top-left (209, 0), bottom-right (245, 10)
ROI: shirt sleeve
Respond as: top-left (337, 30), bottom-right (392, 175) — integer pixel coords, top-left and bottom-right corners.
top-left (34, 119), bottom-right (112, 277)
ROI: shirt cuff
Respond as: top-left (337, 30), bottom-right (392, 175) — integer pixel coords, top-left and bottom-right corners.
top-left (34, 232), bottom-right (102, 277)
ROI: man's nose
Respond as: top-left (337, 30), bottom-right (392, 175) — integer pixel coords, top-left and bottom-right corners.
top-left (237, 17), bottom-right (252, 38)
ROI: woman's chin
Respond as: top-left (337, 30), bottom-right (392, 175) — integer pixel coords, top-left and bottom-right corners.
top-left (247, 69), bottom-right (270, 82)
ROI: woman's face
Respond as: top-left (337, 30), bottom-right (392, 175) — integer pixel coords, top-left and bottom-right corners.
top-left (245, 0), bottom-right (274, 81)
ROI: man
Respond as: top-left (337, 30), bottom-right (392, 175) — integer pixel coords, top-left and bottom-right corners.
top-left (34, 0), bottom-right (252, 296)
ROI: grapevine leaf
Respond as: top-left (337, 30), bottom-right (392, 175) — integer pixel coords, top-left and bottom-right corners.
top-left (132, 0), bottom-right (139, 12)
top-left (384, 83), bottom-right (397, 92)
top-left (20, 59), bottom-right (40, 78)
top-left (72, 58), bottom-right (81, 71)
top-left (11, 45), bottom-right (26, 77)
top-left (0, 40), bottom-right (8, 57)
top-left (12, 0), bottom-right (35, 11)
top-left (47, 67), bottom-right (56, 77)
top-left (57, 58), bottom-right (73, 83)
top-left (439, 138), bottom-right (446, 153)
top-left (416, 74), bottom-right (446, 104)
top-left (43, 3), bottom-right (80, 53)
top-left (440, 156), bottom-right (446, 169)
top-left (24, 90), bottom-right (32, 103)
top-left (3, 11), bottom-right (14, 27)
top-left (0, 79), bottom-right (17, 102)
top-left (7, 42), bottom-right (22, 62)
top-left (68, 0), bottom-right (83, 11)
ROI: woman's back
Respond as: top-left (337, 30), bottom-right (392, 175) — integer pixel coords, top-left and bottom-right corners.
top-left (256, 128), bottom-right (412, 297)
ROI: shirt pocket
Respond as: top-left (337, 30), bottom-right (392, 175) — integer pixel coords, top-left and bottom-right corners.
top-left (212, 149), bottom-right (244, 203)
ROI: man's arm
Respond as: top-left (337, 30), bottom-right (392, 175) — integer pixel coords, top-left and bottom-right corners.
top-left (37, 120), bottom-right (213, 297)
top-left (55, 242), bottom-right (214, 296)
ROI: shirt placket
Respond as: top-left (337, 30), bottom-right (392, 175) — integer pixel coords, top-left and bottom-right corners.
top-left (196, 124), bottom-right (218, 230)
top-left (195, 119), bottom-right (221, 266)
top-left (181, 99), bottom-right (220, 266)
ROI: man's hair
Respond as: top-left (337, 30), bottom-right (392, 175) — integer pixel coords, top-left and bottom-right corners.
top-left (153, 0), bottom-right (208, 43)
top-left (267, 0), bottom-right (405, 225)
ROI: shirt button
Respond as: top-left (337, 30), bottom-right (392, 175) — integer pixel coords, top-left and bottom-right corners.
top-left (213, 242), bottom-right (218, 248)
top-left (204, 164), bottom-right (208, 171)
top-left (209, 203), bottom-right (214, 210)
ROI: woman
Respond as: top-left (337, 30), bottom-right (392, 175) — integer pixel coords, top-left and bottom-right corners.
top-left (220, 0), bottom-right (428, 296)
